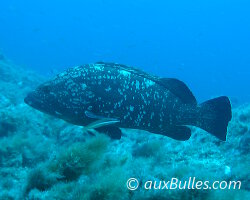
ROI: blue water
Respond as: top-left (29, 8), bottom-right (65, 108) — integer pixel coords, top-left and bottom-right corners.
top-left (0, 0), bottom-right (250, 102)
top-left (0, 1), bottom-right (250, 199)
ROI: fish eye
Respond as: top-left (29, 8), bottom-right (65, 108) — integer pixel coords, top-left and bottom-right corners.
top-left (39, 83), bottom-right (51, 93)
top-left (42, 85), bottom-right (50, 93)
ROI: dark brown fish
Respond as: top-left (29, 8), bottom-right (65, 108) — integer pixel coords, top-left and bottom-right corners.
top-left (24, 62), bottom-right (232, 141)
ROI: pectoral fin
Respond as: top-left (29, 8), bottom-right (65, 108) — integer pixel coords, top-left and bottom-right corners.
top-left (158, 126), bottom-right (191, 141)
top-left (85, 118), bottom-right (120, 130)
top-left (85, 111), bottom-right (118, 121)
top-left (83, 118), bottom-right (120, 139)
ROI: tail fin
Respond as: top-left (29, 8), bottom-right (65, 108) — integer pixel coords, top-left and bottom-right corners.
top-left (195, 96), bottom-right (232, 141)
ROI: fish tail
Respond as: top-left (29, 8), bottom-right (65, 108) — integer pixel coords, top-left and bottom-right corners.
top-left (194, 96), bottom-right (232, 141)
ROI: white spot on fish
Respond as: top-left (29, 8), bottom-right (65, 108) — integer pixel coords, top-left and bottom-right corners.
top-left (94, 65), bottom-right (103, 71)
top-left (87, 106), bottom-right (92, 110)
top-left (150, 112), bottom-right (155, 120)
top-left (118, 88), bottom-right (123, 95)
top-left (145, 79), bottom-right (155, 88)
top-left (120, 70), bottom-right (131, 77)
top-left (136, 80), bottom-right (140, 90)
top-left (105, 86), bottom-right (112, 92)
top-left (55, 111), bottom-right (62, 116)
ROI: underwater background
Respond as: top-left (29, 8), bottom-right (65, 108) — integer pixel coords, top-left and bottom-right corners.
top-left (0, 0), bottom-right (249, 199)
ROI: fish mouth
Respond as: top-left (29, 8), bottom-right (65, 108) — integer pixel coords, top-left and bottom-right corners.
top-left (24, 92), bottom-right (57, 116)
top-left (24, 92), bottom-right (42, 109)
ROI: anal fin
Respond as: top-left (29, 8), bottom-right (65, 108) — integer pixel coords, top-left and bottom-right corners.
top-left (158, 126), bottom-right (191, 141)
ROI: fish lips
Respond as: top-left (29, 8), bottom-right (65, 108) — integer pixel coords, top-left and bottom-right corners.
top-left (24, 91), bottom-right (46, 112)
top-left (24, 92), bottom-right (38, 107)
top-left (24, 91), bottom-right (62, 118)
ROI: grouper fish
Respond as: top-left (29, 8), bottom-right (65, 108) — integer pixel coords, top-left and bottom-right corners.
top-left (24, 62), bottom-right (232, 141)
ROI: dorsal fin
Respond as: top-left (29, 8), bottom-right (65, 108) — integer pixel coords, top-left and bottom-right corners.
top-left (95, 62), bottom-right (197, 105)
top-left (159, 78), bottom-right (197, 105)
top-left (95, 62), bottom-right (159, 81)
